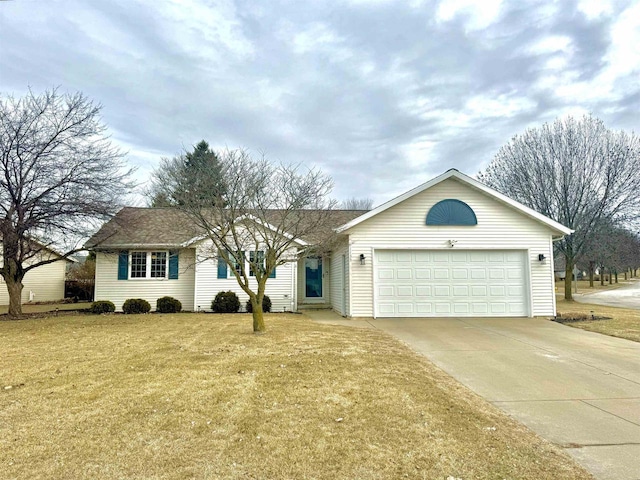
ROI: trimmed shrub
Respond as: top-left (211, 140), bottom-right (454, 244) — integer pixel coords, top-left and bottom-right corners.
top-left (90, 300), bottom-right (115, 314)
top-left (122, 298), bottom-right (151, 314)
top-left (212, 291), bottom-right (240, 313)
top-left (245, 295), bottom-right (272, 313)
top-left (156, 296), bottom-right (182, 313)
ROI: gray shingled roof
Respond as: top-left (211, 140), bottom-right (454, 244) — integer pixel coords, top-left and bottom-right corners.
top-left (85, 207), bottom-right (366, 249)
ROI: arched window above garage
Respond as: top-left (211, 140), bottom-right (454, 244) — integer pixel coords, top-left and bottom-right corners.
top-left (426, 199), bottom-right (477, 226)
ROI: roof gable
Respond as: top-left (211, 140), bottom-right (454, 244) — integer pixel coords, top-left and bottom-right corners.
top-left (336, 169), bottom-right (573, 236)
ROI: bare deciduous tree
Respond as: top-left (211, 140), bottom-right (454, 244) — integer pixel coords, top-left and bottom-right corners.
top-left (0, 89), bottom-right (133, 317)
top-left (581, 223), bottom-right (640, 285)
top-left (341, 197), bottom-right (373, 210)
top-left (167, 148), bottom-right (338, 333)
top-left (478, 115), bottom-right (640, 300)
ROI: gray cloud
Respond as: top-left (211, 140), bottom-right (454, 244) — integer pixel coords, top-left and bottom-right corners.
top-left (1, 0), bottom-right (638, 206)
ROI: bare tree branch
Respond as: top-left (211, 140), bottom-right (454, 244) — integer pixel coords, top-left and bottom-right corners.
top-left (478, 115), bottom-right (640, 300)
top-left (0, 88), bottom-right (135, 317)
top-left (162, 148), bottom-right (338, 333)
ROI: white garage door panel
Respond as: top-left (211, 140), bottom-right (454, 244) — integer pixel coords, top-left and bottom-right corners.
top-left (375, 250), bottom-right (528, 318)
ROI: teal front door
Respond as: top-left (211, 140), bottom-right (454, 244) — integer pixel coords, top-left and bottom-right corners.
top-left (305, 257), bottom-right (323, 298)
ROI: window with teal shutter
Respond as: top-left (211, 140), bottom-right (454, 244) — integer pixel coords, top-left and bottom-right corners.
top-left (426, 199), bottom-right (477, 226)
top-left (217, 252), bottom-right (228, 279)
top-left (117, 251), bottom-right (129, 280)
top-left (168, 250), bottom-right (179, 279)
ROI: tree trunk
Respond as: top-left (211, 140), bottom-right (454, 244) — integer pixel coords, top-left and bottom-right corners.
top-left (564, 262), bottom-right (573, 301)
top-left (589, 262), bottom-right (594, 288)
top-left (615, 271), bottom-right (618, 284)
top-left (600, 268), bottom-right (605, 286)
top-left (609, 269), bottom-right (613, 285)
top-left (624, 270), bottom-right (628, 281)
top-left (6, 277), bottom-right (24, 318)
top-left (251, 299), bottom-right (265, 333)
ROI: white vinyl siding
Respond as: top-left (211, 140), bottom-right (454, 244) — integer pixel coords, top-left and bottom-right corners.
top-left (0, 260), bottom-right (67, 305)
top-left (94, 249), bottom-right (196, 311)
top-left (194, 244), bottom-right (296, 313)
top-left (346, 178), bottom-right (556, 317)
top-left (329, 240), bottom-right (349, 315)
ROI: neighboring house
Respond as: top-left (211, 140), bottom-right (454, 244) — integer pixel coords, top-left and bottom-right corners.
top-left (0, 244), bottom-right (71, 305)
top-left (86, 169), bottom-right (572, 317)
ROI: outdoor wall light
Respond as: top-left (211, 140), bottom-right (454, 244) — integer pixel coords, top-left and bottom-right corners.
top-left (538, 254), bottom-right (546, 262)
top-left (447, 239), bottom-right (457, 248)
top-left (359, 253), bottom-right (366, 265)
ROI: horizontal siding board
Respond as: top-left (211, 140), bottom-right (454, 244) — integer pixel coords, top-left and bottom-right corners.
top-left (194, 244), bottom-right (296, 313)
top-left (0, 260), bottom-right (66, 305)
top-left (346, 178), bottom-right (557, 317)
top-left (94, 249), bottom-right (196, 311)
top-left (329, 240), bottom-right (348, 315)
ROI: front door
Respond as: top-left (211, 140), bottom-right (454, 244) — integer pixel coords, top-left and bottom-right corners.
top-left (305, 257), bottom-right (323, 299)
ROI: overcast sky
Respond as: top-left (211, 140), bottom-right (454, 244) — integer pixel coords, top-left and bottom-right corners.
top-left (1, 0), bottom-right (638, 206)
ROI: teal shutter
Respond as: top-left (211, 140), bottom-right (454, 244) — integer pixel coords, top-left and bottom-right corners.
top-left (217, 253), bottom-right (228, 278)
top-left (269, 266), bottom-right (276, 279)
top-left (168, 250), bottom-right (179, 279)
top-left (118, 251), bottom-right (128, 280)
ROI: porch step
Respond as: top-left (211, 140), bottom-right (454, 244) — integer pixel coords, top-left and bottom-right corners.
top-left (298, 303), bottom-right (332, 311)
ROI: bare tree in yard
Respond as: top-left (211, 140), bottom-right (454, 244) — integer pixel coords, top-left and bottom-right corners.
top-left (341, 197), bottom-right (373, 210)
top-left (478, 115), bottom-right (640, 301)
top-left (158, 148), bottom-right (337, 333)
top-left (0, 89), bottom-right (133, 317)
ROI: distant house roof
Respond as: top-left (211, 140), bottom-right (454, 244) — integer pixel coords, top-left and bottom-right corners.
top-left (85, 207), bottom-right (367, 249)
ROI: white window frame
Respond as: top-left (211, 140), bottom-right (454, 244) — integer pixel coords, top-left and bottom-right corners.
top-left (129, 251), bottom-right (169, 280)
top-left (249, 250), bottom-right (265, 277)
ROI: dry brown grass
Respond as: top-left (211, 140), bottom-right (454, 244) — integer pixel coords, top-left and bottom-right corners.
top-left (1, 313), bottom-right (591, 480)
top-left (555, 278), bottom-right (631, 294)
top-left (0, 301), bottom-right (90, 315)
top-left (556, 299), bottom-right (640, 342)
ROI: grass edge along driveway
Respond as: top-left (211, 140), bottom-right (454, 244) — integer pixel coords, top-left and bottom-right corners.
top-left (556, 298), bottom-right (640, 342)
top-left (1, 313), bottom-right (592, 480)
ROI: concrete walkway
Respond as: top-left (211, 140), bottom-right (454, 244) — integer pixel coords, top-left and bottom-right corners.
top-left (575, 279), bottom-right (640, 309)
top-left (305, 310), bottom-right (640, 480)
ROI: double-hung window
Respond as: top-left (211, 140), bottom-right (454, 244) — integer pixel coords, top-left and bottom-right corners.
top-left (130, 252), bottom-right (148, 278)
top-left (232, 251), bottom-right (245, 276)
top-left (150, 251), bottom-right (167, 278)
top-left (130, 251), bottom-right (168, 279)
top-left (249, 251), bottom-right (265, 276)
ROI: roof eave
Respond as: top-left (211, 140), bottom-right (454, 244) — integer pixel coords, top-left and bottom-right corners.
top-left (89, 243), bottom-right (187, 250)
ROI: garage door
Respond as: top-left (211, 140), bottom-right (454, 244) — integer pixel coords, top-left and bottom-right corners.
top-left (375, 250), bottom-right (528, 317)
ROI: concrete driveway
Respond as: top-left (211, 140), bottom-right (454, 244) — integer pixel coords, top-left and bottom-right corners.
top-left (307, 310), bottom-right (640, 480)
top-left (575, 279), bottom-right (640, 309)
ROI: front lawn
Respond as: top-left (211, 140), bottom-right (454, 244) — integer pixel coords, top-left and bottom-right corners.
top-left (0, 301), bottom-right (90, 315)
top-left (555, 278), bottom-right (631, 294)
top-left (556, 299), bottom-right (640, 342)
top-left (1, 313), bottom-right (591, 479)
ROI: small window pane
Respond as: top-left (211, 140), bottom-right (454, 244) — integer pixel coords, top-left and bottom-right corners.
top-left (151, 251), bottom-right (167, 278)
top-left (131, 252), bottom-right (147, 278)
top-left (233, 251), bottom-right (245, 275)
top-left (250, 251), bottom-right (265, 276)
